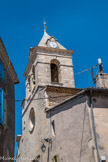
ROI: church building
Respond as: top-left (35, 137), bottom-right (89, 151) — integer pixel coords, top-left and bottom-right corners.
top-left (16, 27), bottom-right (108, 162)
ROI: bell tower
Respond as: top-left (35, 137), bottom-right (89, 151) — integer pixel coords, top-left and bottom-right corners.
top-left (24, 30), bottom-right (75, 99)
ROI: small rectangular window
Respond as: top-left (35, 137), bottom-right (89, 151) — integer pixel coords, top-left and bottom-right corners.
top-left (26, 75), bottom-right (31, 92)
top-left (51, 120), bottom-right (56, 136)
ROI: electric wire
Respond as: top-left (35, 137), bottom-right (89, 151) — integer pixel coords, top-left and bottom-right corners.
top-left (75, 64), bottom-right (98, 76)
top-left (15, 94), bottom-right (78, 102)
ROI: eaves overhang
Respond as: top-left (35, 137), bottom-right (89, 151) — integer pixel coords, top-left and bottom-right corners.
top-left (46, 87), bottom-right (108, 112)
top-left (0, 38), bottom-right (19, 84)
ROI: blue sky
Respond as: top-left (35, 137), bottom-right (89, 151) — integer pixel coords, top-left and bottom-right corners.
top-left (0, 0), bottom-right (108, 157)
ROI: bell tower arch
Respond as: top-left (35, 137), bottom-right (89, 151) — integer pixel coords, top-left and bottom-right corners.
top-left (50, 59), bottom-right (60, 83)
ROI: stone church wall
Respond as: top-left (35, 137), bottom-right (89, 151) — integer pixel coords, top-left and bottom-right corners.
top-left (92, 94), bottom-right (108, 161)
top-left (47, 95), bottom-right (95, 162)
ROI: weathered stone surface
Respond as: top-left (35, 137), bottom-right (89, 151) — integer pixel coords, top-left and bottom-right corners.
top-left (17, 31), bottom-right (76, 161)
top-left (0, 38), bottom-right (19, 162)
top-left (96, 73), bottom-right (108, 89)
top-left (47, 95), bottom-right (95, 162)
top-left (92, 95), bottom-right (108, 160)
top-left (2, 70), bottom-right (15, 162)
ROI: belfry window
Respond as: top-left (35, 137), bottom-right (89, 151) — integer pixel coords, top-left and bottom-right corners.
top-left (0, 60), bottom-right (4, 80)
top-left (50, 59), bottom-right (60, 83)
top-left (0, 88), bottom-right (4, 126)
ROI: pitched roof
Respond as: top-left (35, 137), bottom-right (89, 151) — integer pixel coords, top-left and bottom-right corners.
top-left (24, 31), bottom-right (74, 77)
top-left (38, 31), bottom-right (66, 49)
top-left (0, 38), bottom-right (19, 84)
top-left (46, 88), bottom-right (108, 112)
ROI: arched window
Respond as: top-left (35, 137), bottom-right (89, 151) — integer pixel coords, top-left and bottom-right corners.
top-left (0, 88), bottom-right (4, 126)
top-left (0, 60), bottom-right (4, 80)
top-left (50, 59), bottom-right (60, 83)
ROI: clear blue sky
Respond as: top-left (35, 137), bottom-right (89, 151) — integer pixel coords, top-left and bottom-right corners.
top-left (0, 0), bottom-right (108, 157)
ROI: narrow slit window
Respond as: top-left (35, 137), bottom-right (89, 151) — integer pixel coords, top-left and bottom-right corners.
top-left (32, 65), bottom-right (35, 84)
top-left (27, 75), bottom-right (31, 91)
top-left (51, 120), bottom-right (56, 136)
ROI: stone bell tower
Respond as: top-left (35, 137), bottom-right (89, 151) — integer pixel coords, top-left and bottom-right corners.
top-left (16, 27), bottom-right (77, 162)
top-left (24, 30), bottom-right (75, 99)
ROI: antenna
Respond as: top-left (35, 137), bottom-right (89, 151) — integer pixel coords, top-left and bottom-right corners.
top-left (91, 67), bottom-right (96, 84)
top-left (98, 58), bottom-right (103, 74)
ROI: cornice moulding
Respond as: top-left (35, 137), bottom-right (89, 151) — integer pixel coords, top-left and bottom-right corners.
top-left (24, 46), bottom-right (74, 77)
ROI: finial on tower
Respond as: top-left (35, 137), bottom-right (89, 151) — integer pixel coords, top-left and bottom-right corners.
top-left (43, 17), bottom-right (47, 32)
